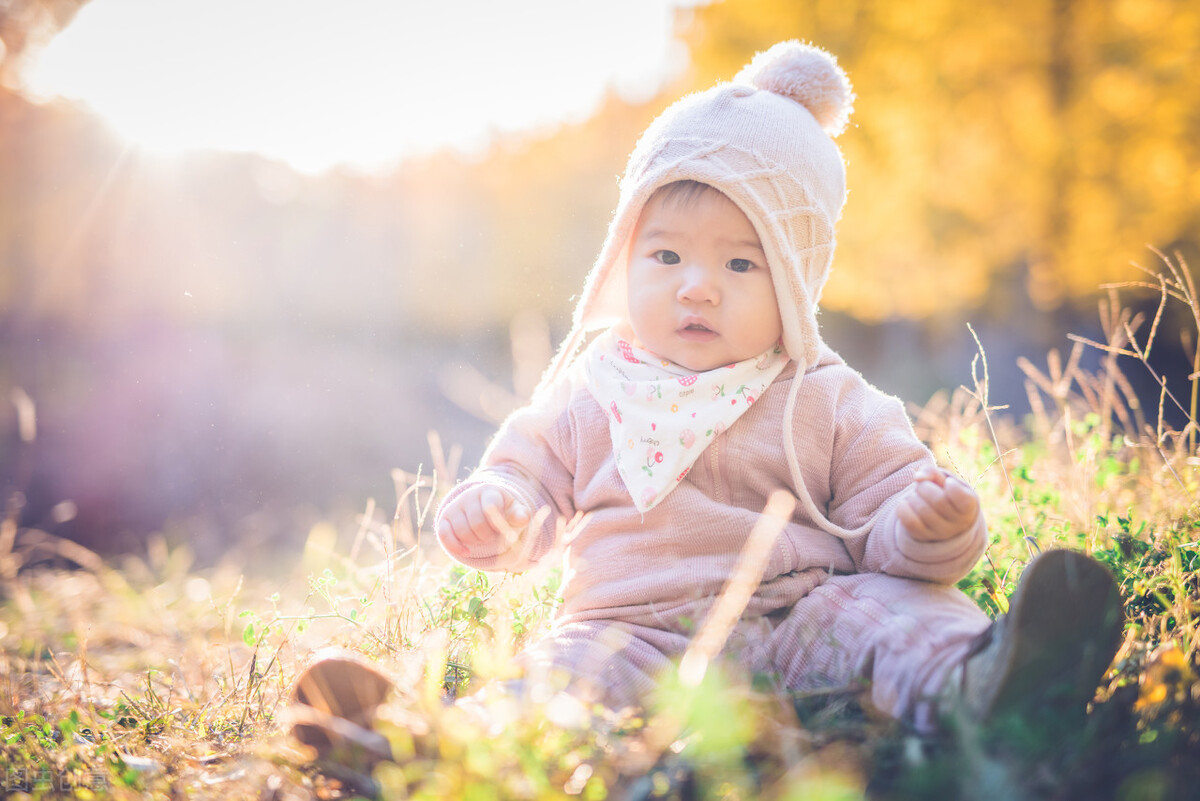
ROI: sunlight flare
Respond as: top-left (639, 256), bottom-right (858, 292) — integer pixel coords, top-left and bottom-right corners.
top-left (23, 0), bottom-right (690, 173)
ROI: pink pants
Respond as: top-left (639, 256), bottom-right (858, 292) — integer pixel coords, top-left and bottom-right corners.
top-left (519, 573), bottom-right (990, 724)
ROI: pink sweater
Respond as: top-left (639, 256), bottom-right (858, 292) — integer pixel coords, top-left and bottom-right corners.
top-left (437, 345), bottom-right (986, 630)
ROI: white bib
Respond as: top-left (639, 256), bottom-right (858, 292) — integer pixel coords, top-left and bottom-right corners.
top-left (584, 328), bottom-right (789, 512)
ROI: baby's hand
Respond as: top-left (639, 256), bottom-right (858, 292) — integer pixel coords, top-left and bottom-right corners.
top-left (896, 465), bottom-right (980, 542)
top-left (437, 485), bottom-right (531, 560)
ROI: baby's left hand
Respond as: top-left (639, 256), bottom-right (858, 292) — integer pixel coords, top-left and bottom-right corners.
top-left (896, 465), bottom-right (980, 542)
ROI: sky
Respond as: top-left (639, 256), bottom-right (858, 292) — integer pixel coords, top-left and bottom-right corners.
top-left (23, 0), bottom-right (696, 173)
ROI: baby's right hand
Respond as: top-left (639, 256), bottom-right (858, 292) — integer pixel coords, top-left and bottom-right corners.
top-left (437, 485), bottom-right (530, 560)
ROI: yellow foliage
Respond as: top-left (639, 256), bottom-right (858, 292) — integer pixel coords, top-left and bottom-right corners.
top-left (680, 0), bottom-right (1200, 319)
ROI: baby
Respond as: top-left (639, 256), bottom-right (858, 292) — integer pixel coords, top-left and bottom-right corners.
top-left (292, 43), bottom-right (1124, 752)
top-left (433, 42), bottom-right (1123, 729)
top-left (431, 41), bottom-right (1130, 733)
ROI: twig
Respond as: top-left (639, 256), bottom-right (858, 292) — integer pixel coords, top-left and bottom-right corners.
top-left (965, 324), bottom-right (1037, 558)
top-left (678, 491), bottom-right (795, 687)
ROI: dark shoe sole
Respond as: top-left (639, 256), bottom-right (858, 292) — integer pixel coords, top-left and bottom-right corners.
top-left (967, 549), bottom-right (1124, 722)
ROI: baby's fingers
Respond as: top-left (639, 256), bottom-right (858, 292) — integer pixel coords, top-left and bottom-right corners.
top-left (905, 482), bottom-right (979, 540)
top-left (437, 489), bottom-right (513, 558)
top-left (941, 478), bottom-right (980, 519)
top-left (912, 464), bottom-right (946, 487)
top-left (462, 493), bottom-right (505, 542)
top-left (914, 475), bottom-right (977, 520)
top-left (897, 492), bottom-right (948, 541)
top-left (497, 491), bottom-right (531, 528)
top-left (437, 506), bottom-right (474, 557)
top-left (479, 489), bottom-right (530, 534)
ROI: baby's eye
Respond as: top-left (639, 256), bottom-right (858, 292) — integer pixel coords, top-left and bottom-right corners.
top-left (654, 250), bottom-right (681, 265)
top-left (727, 258), bottom-right (755, 273)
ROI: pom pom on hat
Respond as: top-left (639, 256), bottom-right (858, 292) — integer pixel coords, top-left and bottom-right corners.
top-left (734, 40), bottom-right (854, 136)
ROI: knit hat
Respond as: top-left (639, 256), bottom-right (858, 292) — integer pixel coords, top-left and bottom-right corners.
top-left (544, 40), bottom-right (854, 383)
top-left (539, 41), bottom-right (868, 540)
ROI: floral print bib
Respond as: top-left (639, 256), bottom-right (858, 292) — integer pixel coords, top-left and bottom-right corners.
top-left (584, 328), bottom-right (789, 512)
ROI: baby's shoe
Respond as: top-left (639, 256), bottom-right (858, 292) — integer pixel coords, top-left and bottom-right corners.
top-left (288, 651), bottom-right (396, 765)
top-left (958, 549), bottom-right (1124, 728)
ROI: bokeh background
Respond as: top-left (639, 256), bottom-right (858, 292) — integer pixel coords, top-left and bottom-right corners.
top-left (1, 0), bottom-right (1197, 561)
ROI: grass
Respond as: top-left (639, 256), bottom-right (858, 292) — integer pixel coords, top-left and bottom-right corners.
top-left (1, 254), bottom-right (1198, 800)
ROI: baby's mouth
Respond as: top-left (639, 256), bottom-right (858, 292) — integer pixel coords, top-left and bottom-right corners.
top-left (678, 321), bottom-right (718, 340)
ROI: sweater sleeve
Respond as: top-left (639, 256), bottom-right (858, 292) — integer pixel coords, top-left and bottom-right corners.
top-left (435, 374), bottom-right (579, 573)
top-left (826, 384), bottom-right (986, 585)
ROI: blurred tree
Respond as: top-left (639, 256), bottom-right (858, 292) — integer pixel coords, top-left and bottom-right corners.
top-left (386, 91), bottom-right (669, 336)
top-left (0, 0), bottom-right (89, 86)
top-left (680, 0), bottom-right (1200, 320)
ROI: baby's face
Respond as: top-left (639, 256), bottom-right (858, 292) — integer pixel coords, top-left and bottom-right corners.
top-left (626, 186), bottom-right (782, 372)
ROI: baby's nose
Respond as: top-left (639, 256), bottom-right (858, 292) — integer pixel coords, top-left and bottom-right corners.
top-left (677, 266), bottom-right (720, 304)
